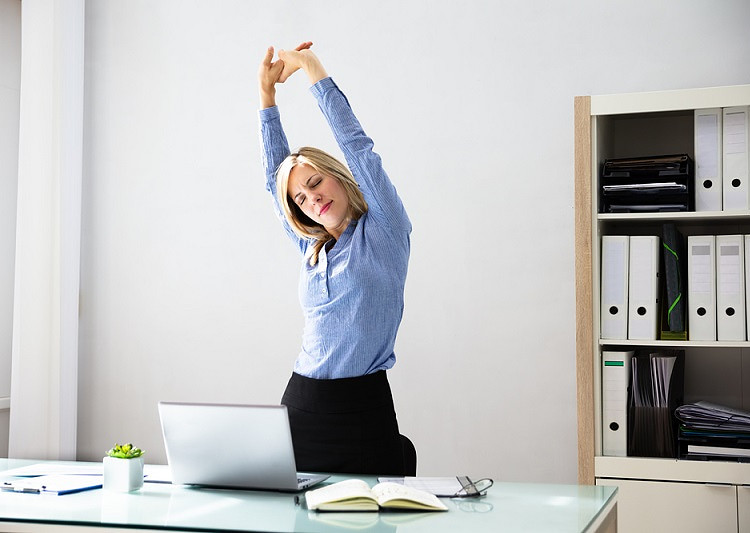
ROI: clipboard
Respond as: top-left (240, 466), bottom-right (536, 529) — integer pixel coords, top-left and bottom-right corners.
top-left (1, 474), bottom-right (103, 495)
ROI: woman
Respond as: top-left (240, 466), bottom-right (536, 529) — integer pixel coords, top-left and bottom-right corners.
top-left (257, 43), bottom-right (413, 475)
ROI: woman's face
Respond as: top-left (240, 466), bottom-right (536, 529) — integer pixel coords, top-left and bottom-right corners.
top-left (288, 163), bottom-right (351, 239)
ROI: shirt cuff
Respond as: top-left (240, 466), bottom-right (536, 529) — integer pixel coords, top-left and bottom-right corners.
top-left (309, 77), bottom-right (337, 98)
top-left (259, 105), bottom-right (280, 122)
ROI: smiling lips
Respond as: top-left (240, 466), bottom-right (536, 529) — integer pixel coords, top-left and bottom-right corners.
top-left (319, 201), bottom-right (332, 216)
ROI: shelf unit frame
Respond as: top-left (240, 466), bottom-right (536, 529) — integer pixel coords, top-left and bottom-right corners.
top-left (575, 84), bottom-right (750, 485)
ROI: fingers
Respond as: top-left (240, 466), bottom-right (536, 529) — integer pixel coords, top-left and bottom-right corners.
top-left (259, 46), bottom-right (285, 91)
top-left (262, 46), bottom-right (275, 66)
top-left (269, 58), bottom-right (283, 73)
top-left (264, 42), bottom-right (309, 65)
top-left (262, 43), bottom-right (312, 84)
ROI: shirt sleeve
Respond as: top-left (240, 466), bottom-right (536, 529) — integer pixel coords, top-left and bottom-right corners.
top-left (259, 105), bottom-right (308, 254)
top-left (310, 78), bottom-right (411, 233)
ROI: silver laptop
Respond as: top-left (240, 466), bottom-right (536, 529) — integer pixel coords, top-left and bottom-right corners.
top-left (158, 402), bottom-right (329, 491)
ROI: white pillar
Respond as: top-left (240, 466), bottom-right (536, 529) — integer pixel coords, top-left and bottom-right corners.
top-left (8, 0), bottom-right (84, 460)
top-left (0, 0), bottom-right (22, 459)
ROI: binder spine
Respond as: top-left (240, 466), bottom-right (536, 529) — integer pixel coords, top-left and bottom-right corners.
top-left (628, 236), bottom-right (660, 340)
top-left (602, 351), bottom-right (633, 457)
top-left (694, 109), bottom-right (723, 211)
top-left (660, 224), bottom-right (686, 338)
top-left (688, 235), bottom-right (717, 341)
top-left (716, 235), bottom-right (746, 341)
top-left (722, 106), bottom-right (750, 211)
top-left (601, 236), bottom-right (629, 340)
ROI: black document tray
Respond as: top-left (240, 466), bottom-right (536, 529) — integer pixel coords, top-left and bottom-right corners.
top-left (600, 154), bottom-right (694, 213)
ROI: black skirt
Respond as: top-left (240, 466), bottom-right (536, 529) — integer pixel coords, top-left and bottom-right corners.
top-left (281, 371), bottom-right (406, 475)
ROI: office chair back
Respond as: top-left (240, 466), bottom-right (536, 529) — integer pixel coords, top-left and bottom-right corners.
top-left (400, 434), bottom-right (417, 476)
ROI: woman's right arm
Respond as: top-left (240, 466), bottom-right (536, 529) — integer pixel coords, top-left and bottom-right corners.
top-left (258, 46), bottom-right (282, 110)
top-left (258, 46), bottom-right (290, 172)
top-left (258, 46), bottom-right (306, 252)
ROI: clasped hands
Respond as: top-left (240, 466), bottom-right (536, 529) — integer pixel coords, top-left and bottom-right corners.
top-left (258, 41), bottom-right (327, 100)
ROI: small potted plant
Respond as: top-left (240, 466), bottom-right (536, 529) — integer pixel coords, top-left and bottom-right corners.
top-left (103, 443), bottom-right (144, 492)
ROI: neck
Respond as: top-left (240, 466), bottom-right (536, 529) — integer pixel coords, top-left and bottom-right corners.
top-left (328, 217), bottom-right (351, 241)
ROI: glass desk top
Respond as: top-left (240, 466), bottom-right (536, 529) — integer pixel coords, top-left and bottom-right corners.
top-left (0, 459), bottom-right (616, 533)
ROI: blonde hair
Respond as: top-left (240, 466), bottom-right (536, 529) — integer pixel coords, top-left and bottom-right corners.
top-left (276, 147), bottom-right (368, 266)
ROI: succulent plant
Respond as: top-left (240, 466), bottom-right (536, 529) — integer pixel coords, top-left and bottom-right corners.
top-left (106, 443), bottom-right (144, 459)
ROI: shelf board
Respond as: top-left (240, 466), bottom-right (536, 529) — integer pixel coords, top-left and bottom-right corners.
top-left (589, 84), bottom-right (750, 116)
top-left (598, 211), bottom-right (750, 222)
top-left (596, 456), bottom-right (750, 485)
top-left (599, 339), bottom-right (750, 348)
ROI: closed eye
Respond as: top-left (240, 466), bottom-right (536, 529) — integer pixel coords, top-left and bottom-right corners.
top-left (293, 174), bottom-right (322, 206)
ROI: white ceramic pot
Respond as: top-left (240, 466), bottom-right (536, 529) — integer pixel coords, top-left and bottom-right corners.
top-left (103, 456), bottom-right (144, 492)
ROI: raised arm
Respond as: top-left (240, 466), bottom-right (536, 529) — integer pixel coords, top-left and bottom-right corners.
top-left (257, 45), bottom-right (313, 253)
top-left (279, 49), bottom-right (410, 232)
top-left (258, 46), bottom-right (284, 109)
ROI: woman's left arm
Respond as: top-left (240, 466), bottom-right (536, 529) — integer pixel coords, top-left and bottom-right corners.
top-left (279, 49), bottom-right (411, 232)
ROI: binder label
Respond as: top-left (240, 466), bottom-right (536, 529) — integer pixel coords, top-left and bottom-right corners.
top-left (725, 111), bottom-right (747, 155)
top-left (696, 114), bottom-right (720, 179)
top-left (719, 245), bottom-right (742, 295)
top-left (691, 247), bottom-right (712, 294)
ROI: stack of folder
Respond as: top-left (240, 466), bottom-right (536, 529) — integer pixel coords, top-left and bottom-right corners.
top-left (694, 106), bottom-right (750, 212)
top-left (675, 402), bottom-right (750, 462)
top-left (601, 224), bottom-right (686, 342)
top-left (602, 230), bottom-right (750, 342)
top-left (601, 235), bottom-right (661, 341)
top-left (688, 234), bottom-right (750, 341)
top-left (599, 154), bottom-right (694, 213)
top-left (627, 350), bottom-right (685, 458)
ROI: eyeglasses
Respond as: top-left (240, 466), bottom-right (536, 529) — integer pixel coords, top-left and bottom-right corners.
top-left (451, 478), bottom-right (494, 498)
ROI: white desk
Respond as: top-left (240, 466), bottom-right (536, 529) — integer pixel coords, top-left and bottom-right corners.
top-left (0, 459), bottom-right (617, 532)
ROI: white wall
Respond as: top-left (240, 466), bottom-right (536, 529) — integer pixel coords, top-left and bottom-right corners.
top-left (77, 0), bottom-right (750, 482)
top-left (0, 0), bottom-right (21, 458)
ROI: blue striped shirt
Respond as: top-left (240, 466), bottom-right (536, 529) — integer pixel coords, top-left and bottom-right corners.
top-left (259, 77), bottom-right (411, 379)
